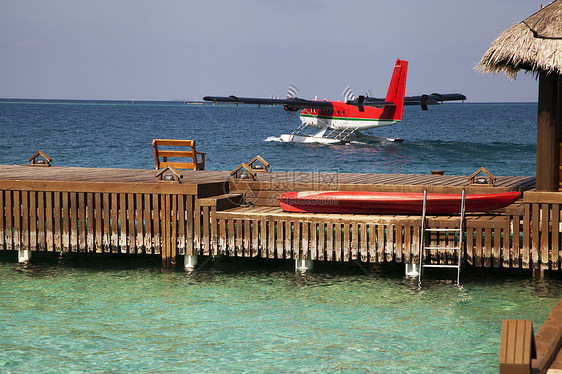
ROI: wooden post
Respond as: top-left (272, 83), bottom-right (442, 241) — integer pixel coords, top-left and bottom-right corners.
top-left (536, 72), bottom-right (561, 191)
top-left (162, 194), bottom-right (169, 267)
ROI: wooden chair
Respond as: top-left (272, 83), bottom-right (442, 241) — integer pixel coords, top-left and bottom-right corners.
top-left (152, 139), bottom-right (206, 170)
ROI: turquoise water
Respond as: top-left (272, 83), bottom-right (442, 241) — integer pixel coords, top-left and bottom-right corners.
top-left (0, 255), bottom-right (560, 373)
top-left (0, 100), bottom-right (556, 372)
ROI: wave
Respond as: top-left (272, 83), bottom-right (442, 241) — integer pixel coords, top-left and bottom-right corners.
top-left (264, 136), bottom-right (283, 142)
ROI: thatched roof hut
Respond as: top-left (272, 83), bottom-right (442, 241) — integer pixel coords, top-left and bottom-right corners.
top-left (477, 0), bottom-right (562, 79)
top-left (477, 1), bottom-right (562, 191)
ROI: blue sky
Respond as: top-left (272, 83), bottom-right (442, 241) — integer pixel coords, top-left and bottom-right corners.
top-left (0, 0), bottom-right (546, 102)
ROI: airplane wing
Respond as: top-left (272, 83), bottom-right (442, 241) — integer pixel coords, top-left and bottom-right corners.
top-left (202, 95), bottom-right (334, 110)
top-left (348, 93), bottom-right (466, 111)
top-left (204, 92), bottom-right (466, 111)
top-left (404, 93), bottom-right (466, 106)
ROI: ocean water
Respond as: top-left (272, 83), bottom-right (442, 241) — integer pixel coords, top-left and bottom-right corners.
top-left (0, 100), bottom-right (536, 176)
top-left (0, 100), bottom-right (557, 373)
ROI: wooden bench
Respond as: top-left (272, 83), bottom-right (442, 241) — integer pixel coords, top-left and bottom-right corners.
top-left (500, 316), bottom-right (562, 374)
top-left (500, 319), bottom-right (536, 374)
top-left (153, 139), bottom-right (205, 171)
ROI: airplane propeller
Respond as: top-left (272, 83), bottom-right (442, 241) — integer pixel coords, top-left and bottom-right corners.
top-left (342, 86), bottom-right (355, 102)
top-left (421, 94), bottom-right (429, 111)
top-left (287, 85), bottom-right (299, 98)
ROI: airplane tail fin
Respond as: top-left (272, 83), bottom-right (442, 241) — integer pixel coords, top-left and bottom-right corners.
top-left (382, 59), bottom-right (408, 121)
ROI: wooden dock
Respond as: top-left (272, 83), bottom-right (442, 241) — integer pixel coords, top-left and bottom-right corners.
top-left (2, 163), bottom-right (560, 272)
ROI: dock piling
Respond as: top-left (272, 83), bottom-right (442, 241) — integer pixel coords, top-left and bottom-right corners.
top-left (295, 258), bottom-right (314, 272)
top-left (405, 261), bottom-right (419, 277)
top-left (184, 254), bottom-right (198, 271)
top-left (18, 249), bottom-right (31, 264)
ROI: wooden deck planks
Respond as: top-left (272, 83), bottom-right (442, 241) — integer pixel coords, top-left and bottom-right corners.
top-left (230, 171), bottom-right (535, 206)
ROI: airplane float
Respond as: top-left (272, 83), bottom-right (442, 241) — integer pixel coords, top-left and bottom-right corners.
top-left (203, 59), bottom-right (466, 144)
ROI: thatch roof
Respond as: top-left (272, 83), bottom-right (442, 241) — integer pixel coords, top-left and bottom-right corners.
top-left (476, 0), bottom-right (562, 79)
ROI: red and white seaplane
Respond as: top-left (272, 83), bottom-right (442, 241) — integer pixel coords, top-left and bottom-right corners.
top-left (203, 59), bottom-right (466, 144)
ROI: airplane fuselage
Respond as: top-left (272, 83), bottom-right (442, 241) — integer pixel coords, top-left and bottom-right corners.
top-left (299, 101), bottom-right (399, 130)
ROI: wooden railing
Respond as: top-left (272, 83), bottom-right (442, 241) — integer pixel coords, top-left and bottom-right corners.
top-left (193, 206), bottom-right (423, 263)
top-left (2, 184), bottom-right (562, 271)
top-left (519, 191), bottom-right (562, 271)
top-left (192, 204), bottom-right (519, 266)
top-left (0, 188), bottom-right (196, 268)
top-left (191, 191), bottom-right (562, 270)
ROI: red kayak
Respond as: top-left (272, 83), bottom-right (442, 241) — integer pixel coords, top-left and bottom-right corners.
top-left (278, 191), bottom-right (521, 215)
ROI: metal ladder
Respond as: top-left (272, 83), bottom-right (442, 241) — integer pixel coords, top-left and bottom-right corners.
top-left (418, 189), bottom-right (466, 285)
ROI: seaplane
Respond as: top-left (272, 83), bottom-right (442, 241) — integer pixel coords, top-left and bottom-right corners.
top-left (203, 59), bottom-right (466, 144)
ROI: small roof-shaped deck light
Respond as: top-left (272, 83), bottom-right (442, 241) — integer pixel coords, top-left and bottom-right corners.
top-left (468, 167), bottom-right (496, 186)
top-left (28, 150), bottom-right (52, 167)
top-left (230, 163), bottom-right (257, 180)
top-left (248, 155), bottom-right (270, 172)
top-left (156, 165), bottom-right (183, 183)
